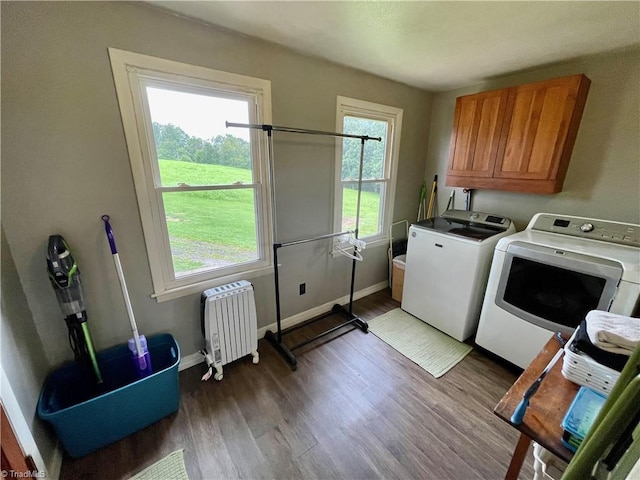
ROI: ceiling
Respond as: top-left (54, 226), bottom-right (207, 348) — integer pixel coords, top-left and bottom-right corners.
top-left (147, 1), bottom-right (640, 91)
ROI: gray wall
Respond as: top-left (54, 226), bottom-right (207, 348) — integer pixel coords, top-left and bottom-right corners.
top-left (1, 1), bottom-right (432, 369)
top-left (425, 47), bottom-right (640, 229)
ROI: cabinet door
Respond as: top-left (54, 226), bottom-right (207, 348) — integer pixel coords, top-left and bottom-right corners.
top-left (494, 74), bottom-right (590, 187)
top-left (446, 88), bottom-right (510, 178)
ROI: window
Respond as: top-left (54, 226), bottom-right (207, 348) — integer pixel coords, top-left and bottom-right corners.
top-left (109, 49), bottom-right (273, 301)
top-left (334, 96), bottom-right (403, 246)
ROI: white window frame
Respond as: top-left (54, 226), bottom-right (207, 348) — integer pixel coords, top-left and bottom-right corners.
top-left (109, 48), bottom-right (273, 302)
top-left (333, 96), bottom-right (403, 248)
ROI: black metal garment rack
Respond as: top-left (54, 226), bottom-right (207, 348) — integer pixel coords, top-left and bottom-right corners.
top-left (226, 122), bottom-right (381, 370)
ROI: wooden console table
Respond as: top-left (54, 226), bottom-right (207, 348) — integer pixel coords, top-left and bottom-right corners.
top-left (495, 334), bottom-right (579, 479)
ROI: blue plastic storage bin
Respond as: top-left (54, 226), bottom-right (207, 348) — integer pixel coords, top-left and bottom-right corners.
top-left (37, 333), bottom-right (180, 458)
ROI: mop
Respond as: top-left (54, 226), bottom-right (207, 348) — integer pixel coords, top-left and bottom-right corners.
top-left (102, 215), bottom-right (152, 378)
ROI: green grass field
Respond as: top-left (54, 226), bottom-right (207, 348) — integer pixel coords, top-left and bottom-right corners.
top-left (159, 159), bottom-right (381, 273)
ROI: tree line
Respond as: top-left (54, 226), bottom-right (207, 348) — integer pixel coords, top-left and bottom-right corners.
top-left (153, 122), bottom-right (251, 168)
top-left (153, 120), bottom-right (387, 192)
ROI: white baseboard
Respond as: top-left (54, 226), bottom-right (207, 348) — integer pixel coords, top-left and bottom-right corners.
top-left (179, 280), bottom-right (388, 371)
top-left (179, 351), bottom-right (205, 371)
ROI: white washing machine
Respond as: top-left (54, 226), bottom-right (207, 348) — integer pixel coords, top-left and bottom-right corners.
top-left (476, 213), bottom-right (640, 369)
top-left (401, 210), bottom-right (515, 341)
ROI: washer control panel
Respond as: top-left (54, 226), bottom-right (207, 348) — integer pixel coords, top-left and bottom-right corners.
top-left (530, 213), bottom-right (640, 247)
top-left (441, 209), bottom-right (512, 230)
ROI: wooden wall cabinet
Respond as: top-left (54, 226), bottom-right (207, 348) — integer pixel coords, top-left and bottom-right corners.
top-left (445, 74), bottom-right (591, 194)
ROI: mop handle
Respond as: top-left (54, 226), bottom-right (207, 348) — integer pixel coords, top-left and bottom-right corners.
top-left (101, 215), bottom-right (144, 358)
top-left (103, 214), bottom-right (118, 254)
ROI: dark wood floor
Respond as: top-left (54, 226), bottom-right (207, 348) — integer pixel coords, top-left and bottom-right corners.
top-left (60, 289), bottom-right (533, 480)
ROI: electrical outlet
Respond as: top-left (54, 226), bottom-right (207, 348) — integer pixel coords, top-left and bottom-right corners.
top-left (299, 283), bottom-right (306, 295)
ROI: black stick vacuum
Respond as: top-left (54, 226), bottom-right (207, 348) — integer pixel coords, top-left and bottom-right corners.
top-left (47, 235), bottom-right (102, 383)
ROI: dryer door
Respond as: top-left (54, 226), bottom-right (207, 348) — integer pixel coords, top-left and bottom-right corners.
top-left (495, 241), bottom-right (623, 334)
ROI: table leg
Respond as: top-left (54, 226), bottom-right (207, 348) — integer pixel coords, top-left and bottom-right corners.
top-left (505, 433), bottom-right (532, 480)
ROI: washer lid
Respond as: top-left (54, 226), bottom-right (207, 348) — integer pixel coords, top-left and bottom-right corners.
top-left (412, 216), bottom-right (509, 241)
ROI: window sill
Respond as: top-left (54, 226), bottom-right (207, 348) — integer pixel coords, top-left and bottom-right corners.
top-left (151, 265), bottom-right (273, 303)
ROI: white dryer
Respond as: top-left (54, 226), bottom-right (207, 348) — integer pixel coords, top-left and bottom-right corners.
top-left (401, 210), bottom-right (515, 341)
top-left (475, 213), bottom-right (640, 369)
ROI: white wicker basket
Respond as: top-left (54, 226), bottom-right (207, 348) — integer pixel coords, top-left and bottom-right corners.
top-left (561, 330), bottom-right (620, 396)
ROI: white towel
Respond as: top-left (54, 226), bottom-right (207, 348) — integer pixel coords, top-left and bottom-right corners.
top-left (585, 310), bottom-right (640, 356)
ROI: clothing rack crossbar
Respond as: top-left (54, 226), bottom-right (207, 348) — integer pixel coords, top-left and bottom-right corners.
top-left (226, 121), bottom-right (382, 142)
top-left (227, 121), bottom-right (378, 370)
top-left (276, 230), bottom-right (353, 248)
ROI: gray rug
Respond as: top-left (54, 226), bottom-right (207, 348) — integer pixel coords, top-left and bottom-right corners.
top-left (368, 308), bottom-right (473, 378)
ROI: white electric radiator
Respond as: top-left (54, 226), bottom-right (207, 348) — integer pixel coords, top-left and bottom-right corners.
top-left (200, 280), bottom-right (259, 381)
